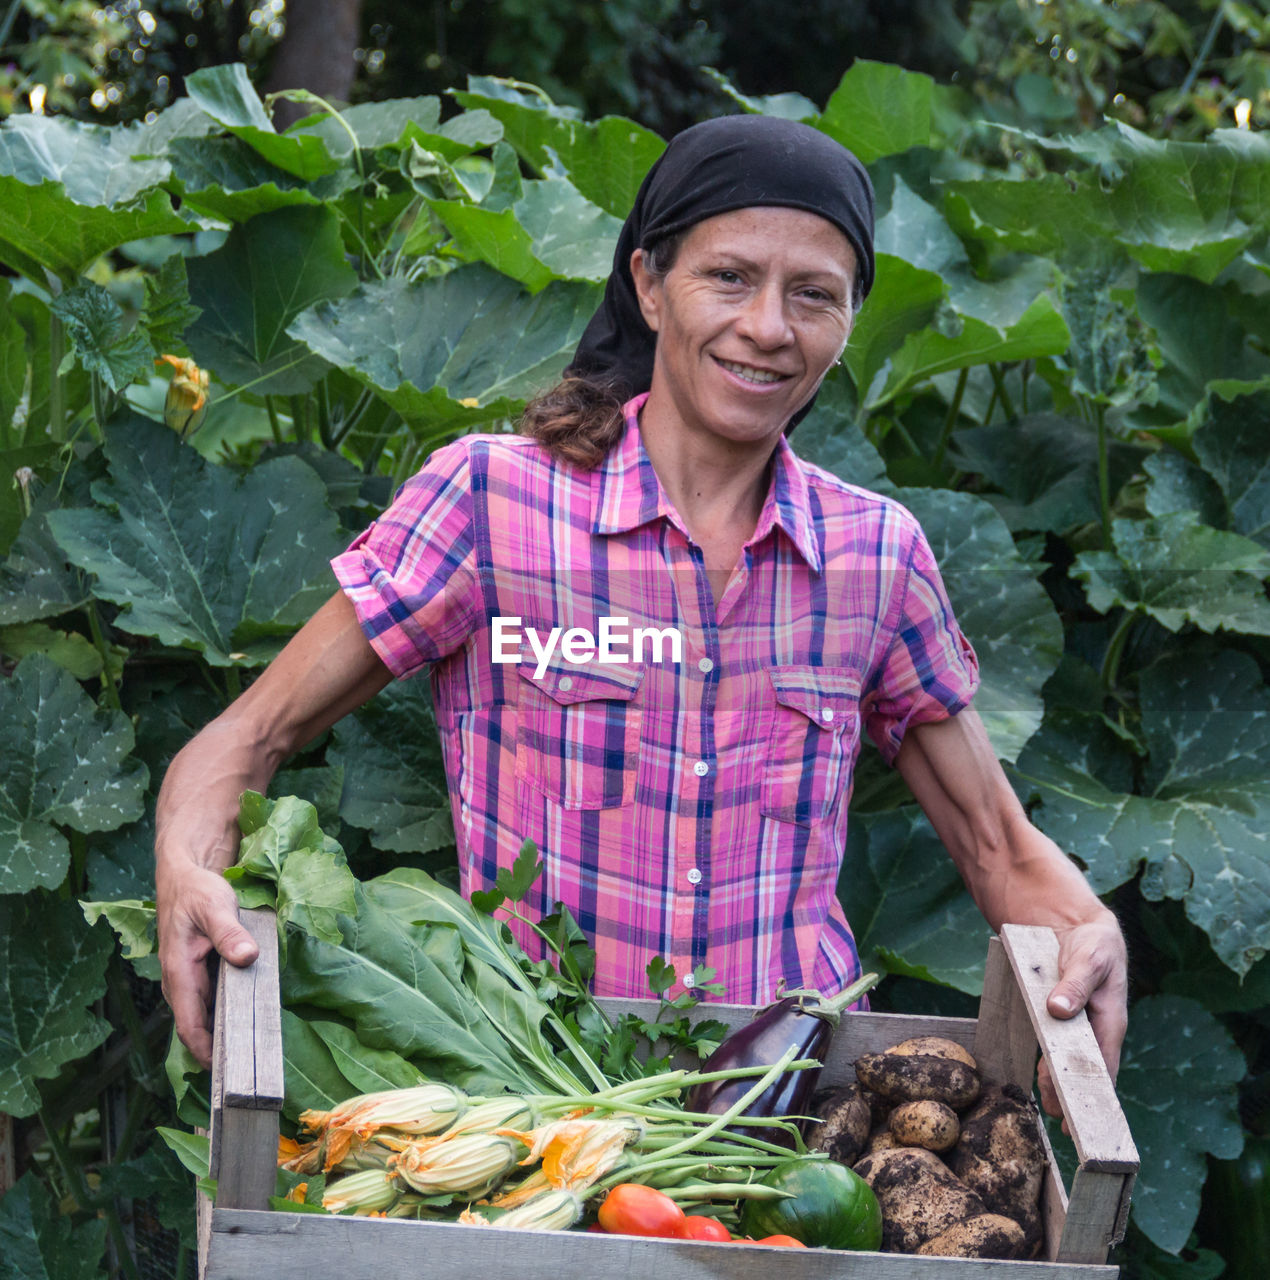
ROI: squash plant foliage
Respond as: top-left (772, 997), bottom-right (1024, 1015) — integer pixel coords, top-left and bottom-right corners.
top-left (1, 58), bottom-right (1268, 1278)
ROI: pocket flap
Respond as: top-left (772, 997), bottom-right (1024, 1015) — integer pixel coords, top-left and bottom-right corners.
top-left (517, 658), bottom-right (645, 705)
top-left (766, 665), bottom-right (860, 730)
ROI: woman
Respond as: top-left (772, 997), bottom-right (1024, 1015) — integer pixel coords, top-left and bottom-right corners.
top-left (156, 117), bottom-right (1126, 1120)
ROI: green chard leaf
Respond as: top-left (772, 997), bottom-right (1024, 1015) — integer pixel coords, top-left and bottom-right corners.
top-left (0, 893), bottom-right (113, 1117)
top-left (0, 654), bottom-right (147, 894)
top-left (80, 898), bottom-right (157, 960)
top-left (0, 1172), bottom-right (108, 1280)
top-left (46, 416), bottom-right (344, 666)
top-left (280, 1008), bottom-right (357, 1120)
top-left (1117, 995), bottom-right (1246, 1253)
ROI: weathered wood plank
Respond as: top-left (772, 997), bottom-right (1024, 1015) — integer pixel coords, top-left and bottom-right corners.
top-left (1058, 1169), bottom-right (1134, 1265)
top-left (1036, 1105), bottom-right (1070, 1264)
top-left (974, 936), bottom-right (1039, 1093)
top-left (998, 927), bottom-right (1137, 1174)
top-left (205, 1208), bottom-right (1121, 1280)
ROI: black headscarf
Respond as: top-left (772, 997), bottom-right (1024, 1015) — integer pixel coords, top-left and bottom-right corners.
top-left (566, 114), bottom-right (875, 429)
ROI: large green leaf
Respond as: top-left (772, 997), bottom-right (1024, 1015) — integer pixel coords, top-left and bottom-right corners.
top-left (46, 417), bottom-right (344, 666)
top-left (165, 136), bottom-right (332, 224)
top-left (304, 1016), bottom-right (426, 1094)
top-left (50, 282), bottom-right (155, 393)
top-left (0, 509), bottom-right (88, 626)
top-left (788, 375), bottom-right (886, 489)
top-left (0, 1172), bottom-right (108, 1280)
top-left (1013, 651), bottom-right (1270, 975)
top-left (279, 1008), bottom-right (356, 1120)
top-left (430, 173), bottom-right (622, 290)
top-left (898, 488), bottom-right (1064, 763)
top-left (1190, 388), bottom-right (1270, 549)
top-left (838, 808), bottom-right (992, 993)
top-left (328, 679), bottom-right (454, 855)
top-left (185, 205), bottom-right (358, 396)
top-left (0, 893), bottom-right (113, 1116)
top-left (951, 413), bottom-right (1147, 535)
top-left (453, 78), bottom-right (663, 218)
top-left (818, 60), bottom-right (933, 164)
top-left (0, 654), bottom-right (147, 894)
top-left (0, 114), bottom-right (189, 280)
top-left (184, 64), bottom-right (341, 181)
top-left (288, 265), bottom-right (600, 435)
top-left (1134, 275), bottom-right (1270, 421)
top-left (1072, 512), bottom-right (1270, 636)
top-left (1116, 995), bottom-right (1246, 1253)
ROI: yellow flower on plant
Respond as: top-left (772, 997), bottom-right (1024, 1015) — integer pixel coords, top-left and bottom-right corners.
top-left (155, 355), bottom-right (210, 437)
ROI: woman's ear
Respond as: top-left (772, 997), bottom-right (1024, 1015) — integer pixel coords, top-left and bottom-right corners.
top-left (630, 248), bottom-right (661, 333)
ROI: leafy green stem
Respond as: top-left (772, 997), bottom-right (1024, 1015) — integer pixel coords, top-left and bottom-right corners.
top-left (933, 368), bottom-right (969, 469)
top-left (1100, 609), bottom-right (1137, 694)
top-left (48, 311), bottom-right (66, 442)
top-left (1095, 400), bottom-right (1112, 548)
top-left (225, 665), bottom-right (242, 702)
top-left (85, 601), bottom-right (123, 711)
top-left (266, 395), bottom-right (285, 445)
top-left (37, 1105), bottom-right (144, 1280)
top-left (988, 363), bottom-right (1016, 422)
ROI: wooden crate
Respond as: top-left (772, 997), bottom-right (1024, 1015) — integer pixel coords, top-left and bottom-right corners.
top-left (198, 915), bottom-right (1137, 1279)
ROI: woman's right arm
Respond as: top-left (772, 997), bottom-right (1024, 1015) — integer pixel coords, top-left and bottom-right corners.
top-left (155, 589), bottom-right (393, 1067)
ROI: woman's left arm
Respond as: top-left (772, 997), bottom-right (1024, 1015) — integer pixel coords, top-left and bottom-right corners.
top-left (894, 704), bottom-right (1128, 1115)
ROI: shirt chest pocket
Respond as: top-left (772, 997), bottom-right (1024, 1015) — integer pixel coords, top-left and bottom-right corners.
top-left (515, 660), bottom-right (644, 809)
top-left (760, 666), bottom-right (861, 828)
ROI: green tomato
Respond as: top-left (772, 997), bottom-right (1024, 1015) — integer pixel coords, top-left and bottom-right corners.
top-left (738, 1157), bottom-right (882, 1252)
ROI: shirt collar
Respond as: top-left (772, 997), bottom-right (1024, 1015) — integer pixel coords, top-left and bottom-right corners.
top-left (590, 393), bottom-right (823, 572)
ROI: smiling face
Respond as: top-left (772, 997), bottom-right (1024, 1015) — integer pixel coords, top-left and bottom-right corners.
top-left (631, 206), bottom-right (858, 451)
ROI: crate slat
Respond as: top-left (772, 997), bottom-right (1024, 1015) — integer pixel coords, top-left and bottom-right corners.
top-left (205, 1209), bottom-right (1121, 1279)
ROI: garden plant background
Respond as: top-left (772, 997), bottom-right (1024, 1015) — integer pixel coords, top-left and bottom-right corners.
top-left (1, 5), bottom-right (1269, 1278)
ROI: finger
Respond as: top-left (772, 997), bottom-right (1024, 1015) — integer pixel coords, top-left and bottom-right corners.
top-left (161, 945), bottom-right (216, 1069)
top-left (186, 877), bottom-right (259, 968)
top-left (1036, 1058), bottom-right (1070, 1136)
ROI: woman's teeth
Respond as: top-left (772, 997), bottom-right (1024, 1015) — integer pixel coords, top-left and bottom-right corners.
top-left (718, 359), bottom-right (784, 384)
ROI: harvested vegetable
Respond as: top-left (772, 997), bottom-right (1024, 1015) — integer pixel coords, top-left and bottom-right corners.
top-left (737, 1157), bottom-right (882, 1251)
top-left (947, 1083), bottom-right (1046, 1256)
top-left (684, 974), bottom-right (878, 1137)
top-left (754, 1235), bottom-right (807, 1247)
top-left (852, 1146), bottom-right (988, 1253)
top-left (597, 1183), bottom-right (686, 1237)
top-left (915, 1212), bottom-right (1027, 1258)
top-left (854, 1047), bottom-right (981, 1109)
top-left (676, 1215), bottom-right (732, 1242)
top-left (805, 1083), bottom-right (872, 1165)
top-left (888, 1098), bottom-right (960, 1152)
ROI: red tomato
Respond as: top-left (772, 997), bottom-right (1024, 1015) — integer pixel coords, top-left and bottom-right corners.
top-left (676, 1215), bottom-right (733, 1243)
top-left (597, 1184), bottom-right (686, 1238)
top-left (755, 1234), bottom-right (808, 1247)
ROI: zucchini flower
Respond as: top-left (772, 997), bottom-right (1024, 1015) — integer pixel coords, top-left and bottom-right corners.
top-left (460, 1190), bottom-right (583, 1232)
top-left (484, 1168), bottom-right (552, 1209)
top-left (445, 1096), bottom-right (535, 1137)
top-left (155, 355), bottom-right (209, 438)
top-left (393, 1132), bottom-right (524, 1197)
top-left (321, 1168), bottom-right (400, 1215)
top-left (500, 1115), bottom-right (644, 1191)
top-left (300, 1084), bottom-right (464, 1140)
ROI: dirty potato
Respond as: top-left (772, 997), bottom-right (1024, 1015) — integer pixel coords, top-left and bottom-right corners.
top-left (889, 1099), bottom-right (960, 1153)
top-left (916, 1213), bottom-right (1027, 1259)
top-left (948, 1083), bottom-right (1047, 1257)
top-left (889, 1037), bottom-right (978, 1073)
top-left (854, 1049), bottom-right (981, 1110)
top-left (853, 1146), bottom-right (987, 1253)
top-left (807, 1084), bottom-right (873, 1165)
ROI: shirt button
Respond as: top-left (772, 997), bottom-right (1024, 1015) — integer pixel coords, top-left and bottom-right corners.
top-left (558, 676), bottom-right (573, 692)
top-left (687, 868), bottom-right (702, 885)
top-left (693, 760), bottom-right (709, 777)
top-left (821, 707), bottom-right (835, 723)
top-left (682, 973), bottom-right (696, 989)
top-left (697, 657), bottom-right (714, 673)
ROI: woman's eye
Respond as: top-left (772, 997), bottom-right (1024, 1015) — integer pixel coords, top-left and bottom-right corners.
top-left (714, 269), bottom-right (743, 284)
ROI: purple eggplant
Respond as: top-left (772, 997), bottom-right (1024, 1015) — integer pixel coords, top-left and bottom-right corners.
top-left (684, 972), bottom-right (879, 1141)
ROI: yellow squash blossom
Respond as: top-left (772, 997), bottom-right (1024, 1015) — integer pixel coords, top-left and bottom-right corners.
top-left (155, 355), bottom-right (209, 437)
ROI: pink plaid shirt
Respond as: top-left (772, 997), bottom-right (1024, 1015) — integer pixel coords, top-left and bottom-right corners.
top-left (332, 395), bottom-right (978, 1004)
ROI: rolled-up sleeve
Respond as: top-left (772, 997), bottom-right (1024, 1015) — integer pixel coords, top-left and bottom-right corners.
top-left (331, 441), bottom-right (480, 679)
top-left (863, 516), bottom-right (979, 763)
